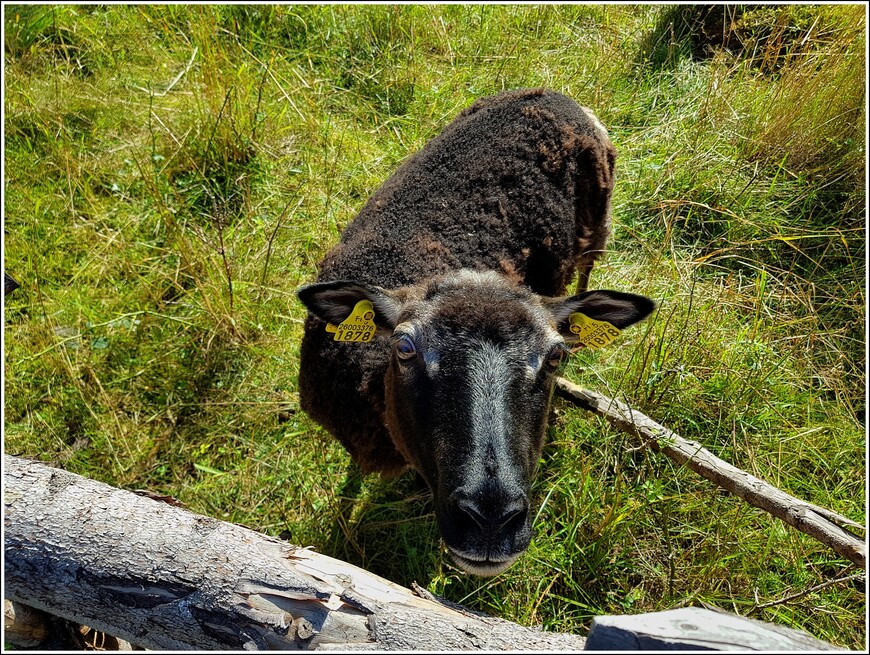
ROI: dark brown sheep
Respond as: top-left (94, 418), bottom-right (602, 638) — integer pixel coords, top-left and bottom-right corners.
top-left (297, 88), bottom-right (654, 574)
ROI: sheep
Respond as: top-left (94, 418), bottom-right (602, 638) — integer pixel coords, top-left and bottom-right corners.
top-left (297, 88), bottom-right (654, 575)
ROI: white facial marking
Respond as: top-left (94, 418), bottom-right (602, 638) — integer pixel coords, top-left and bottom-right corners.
top-left (423, 348), bottom-right (440, 375)
top-left (526, 354), bottom-right (542, 380)
top-left (443, 269), bottom-right (507, 288)
top-left (468, 341), bottom-right (513, 475)
top-left (394, 321), bottom-right (414, 334)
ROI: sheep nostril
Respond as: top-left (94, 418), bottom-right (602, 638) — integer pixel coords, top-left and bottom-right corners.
top-left (456, 496), bottom-right (528, 530)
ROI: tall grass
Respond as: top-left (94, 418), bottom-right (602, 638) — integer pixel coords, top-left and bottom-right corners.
top-left (3, 4), bottom-right (865, 649)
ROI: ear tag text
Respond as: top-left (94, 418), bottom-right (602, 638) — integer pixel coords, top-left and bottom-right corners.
top-left (568, 312), bottom-right (620, 349)
top-left (326, 300), bottom-right (377, 343)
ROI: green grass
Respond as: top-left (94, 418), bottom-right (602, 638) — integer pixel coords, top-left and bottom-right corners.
top-left (3, 4), bottom-right (865, 649)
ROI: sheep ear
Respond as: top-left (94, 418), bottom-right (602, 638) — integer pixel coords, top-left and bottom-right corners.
top-left (297, 280), bottom-right (403, 332)
top-left (4, 272), bottom-right (21, 297)
top-left (544, 290), bottom-right (655, 342)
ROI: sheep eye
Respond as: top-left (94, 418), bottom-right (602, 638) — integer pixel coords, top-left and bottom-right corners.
top-left (545, 344), bottom-right (567, 368)
top-left (396, 335), bottom-right (417, 361)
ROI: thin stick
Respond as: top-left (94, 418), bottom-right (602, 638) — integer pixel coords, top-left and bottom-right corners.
top-left (751, 572), bottom-right (865, 612)
top-left (132, 47), bottom-right (198, 97)
top-left (554, 378), bottom-right (866, 569)
top-left (260, 190), bottom-right (302, 288)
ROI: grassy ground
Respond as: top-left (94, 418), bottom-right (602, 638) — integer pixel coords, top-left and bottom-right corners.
top-left (3, 4), bottom-right (866, 649)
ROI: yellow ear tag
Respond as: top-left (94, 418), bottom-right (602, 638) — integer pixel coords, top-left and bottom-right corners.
top-left (325, 300), bottom-right (377, 343)
top-left (568, 312), bottom-right (621, 349)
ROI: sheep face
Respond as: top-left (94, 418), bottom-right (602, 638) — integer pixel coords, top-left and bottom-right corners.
top-left (298, 270), bottom-right (654, 575)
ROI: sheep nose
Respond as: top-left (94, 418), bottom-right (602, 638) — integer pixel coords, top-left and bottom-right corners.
top-left (455, 492), bottom-right (529, 531)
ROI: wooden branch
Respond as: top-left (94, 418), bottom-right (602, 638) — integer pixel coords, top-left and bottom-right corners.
top-left (3, 455), bottom-right (588, 650)
top-left (750, 572), bottom-right (866, 611)
top-left (554, 378), bottom-right (866, 569)
top-left (585, 607), bottom-right (846, 651)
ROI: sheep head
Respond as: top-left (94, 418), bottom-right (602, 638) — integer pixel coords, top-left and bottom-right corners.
top-left (298, 269), bottom-right (654, 575)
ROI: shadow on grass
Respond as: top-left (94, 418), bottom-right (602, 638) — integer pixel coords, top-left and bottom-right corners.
top-left (317, 461), bottom-right (444, 587)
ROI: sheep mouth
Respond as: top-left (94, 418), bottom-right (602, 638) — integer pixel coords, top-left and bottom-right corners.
top-left (448, 549), bottom-right (518, 576)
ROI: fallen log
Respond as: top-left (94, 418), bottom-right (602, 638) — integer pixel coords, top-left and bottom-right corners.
top-left (3, 455), bottom-right (588, 650)
top-left (4, 455), bottom-right (851, 651)
top-left (554, 377), bottom-right (866, 569)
